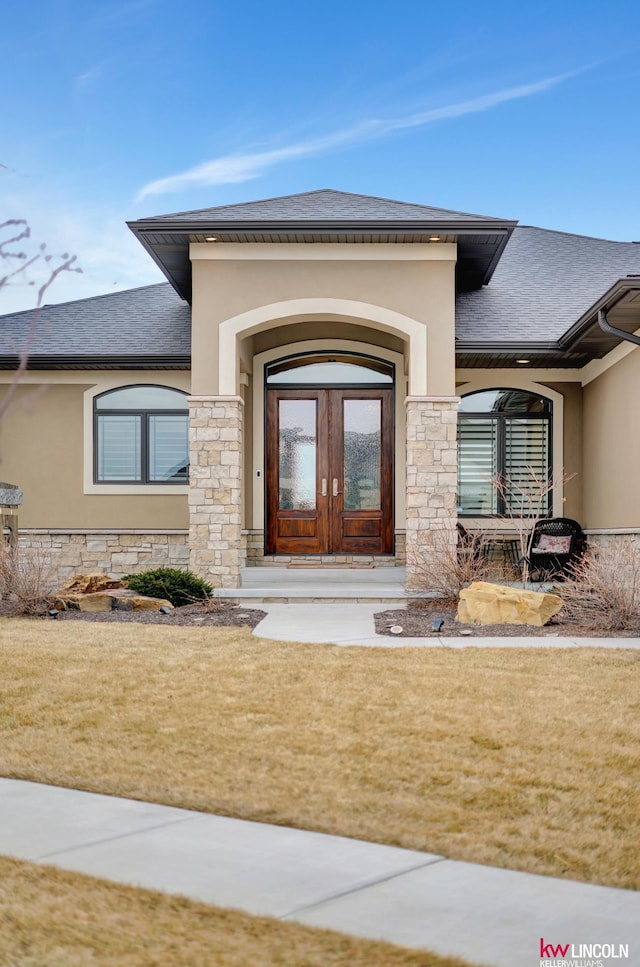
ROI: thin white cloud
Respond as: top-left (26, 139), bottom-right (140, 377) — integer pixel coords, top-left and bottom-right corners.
top-left (137, 69), bottom-right (583, 200)
top-left (73, 66), bottom-right (102, 91)
top-left (0, 190), bottom-right (163, 314)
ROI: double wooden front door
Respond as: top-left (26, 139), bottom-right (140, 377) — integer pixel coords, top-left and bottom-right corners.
top-left (266, 388), bottom-right (393, 555)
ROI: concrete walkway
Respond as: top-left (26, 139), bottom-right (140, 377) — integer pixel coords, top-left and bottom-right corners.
top-left (252, 602), bottom-right (640, 648)
top-left (1, 779), bottom-right (638, 967)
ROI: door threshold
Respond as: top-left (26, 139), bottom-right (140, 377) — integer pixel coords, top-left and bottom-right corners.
top-left (286, 562), bottom-right (376, 569)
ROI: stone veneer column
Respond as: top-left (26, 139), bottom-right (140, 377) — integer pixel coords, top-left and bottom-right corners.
top-left (405, 396), bottom-right (459, 589)
top-left (188, 396), bottom-right (244, 589)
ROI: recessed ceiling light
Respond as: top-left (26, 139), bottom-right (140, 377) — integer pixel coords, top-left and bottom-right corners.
top-left (205, 236), bottom-right (218, 242)
top-left (516, 359), bottom-right (530, 364)
top-left (429, 235), bottom-right (441, 242)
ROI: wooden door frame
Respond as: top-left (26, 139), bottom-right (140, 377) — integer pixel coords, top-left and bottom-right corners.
top-left (265, 389), bottom-right (329, 555)
top-left (329, 388), bottom-right (394, 555)
top-left (266, 386), bottom-right (394, 556)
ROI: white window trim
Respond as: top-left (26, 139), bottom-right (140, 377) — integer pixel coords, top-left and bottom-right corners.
top-left (83, 375), bottom-right (190, 495)
top-left (456, 376), bottom-right (565, 524)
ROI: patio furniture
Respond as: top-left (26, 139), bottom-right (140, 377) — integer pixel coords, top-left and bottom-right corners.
top-left (524, 517), bottom-right (586, 580)
top-left (457, 522), bottom-right (485, 563)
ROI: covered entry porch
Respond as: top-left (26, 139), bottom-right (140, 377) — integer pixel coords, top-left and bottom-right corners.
top-left (188, 298), bottom-right (459, 589)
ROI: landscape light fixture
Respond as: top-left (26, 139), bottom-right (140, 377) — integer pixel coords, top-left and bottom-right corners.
top-left (432, 618), bottom-right (445, 633)
top-left (48, 608), bottom-right (59, 619)
top-left (159, 605), bottom-right (172, 615)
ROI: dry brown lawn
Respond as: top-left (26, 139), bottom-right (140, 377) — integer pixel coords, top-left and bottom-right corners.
top-left (0, 856), bottom-right (469, 967)
top-left (1, 619), bottom-right (639, 890)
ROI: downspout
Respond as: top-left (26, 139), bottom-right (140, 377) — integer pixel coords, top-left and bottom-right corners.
top-left (598, 304), bottom-right (640, 346)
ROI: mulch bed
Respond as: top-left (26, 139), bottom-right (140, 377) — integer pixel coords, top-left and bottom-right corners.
top-left (374, 602), bottom-right (639, 638)
top-left (52, 602), bottom-right (267, 629)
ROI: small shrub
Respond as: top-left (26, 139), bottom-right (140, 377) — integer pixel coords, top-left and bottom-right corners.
top-left (0, 543), bottom-right (54, 616)
top-left (559, 540), bottom-right (640, 631)
top-left (407, 526), bottom-right (493, 603)
top-left (123, 568), bottom-right (213, 608)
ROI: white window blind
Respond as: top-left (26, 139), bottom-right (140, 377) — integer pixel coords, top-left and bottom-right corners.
top-left (458, 418), bottom-right (498, 514)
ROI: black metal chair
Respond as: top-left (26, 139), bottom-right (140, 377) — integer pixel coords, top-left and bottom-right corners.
top-left (524, 517), bottom-right (585, 580)
top-left (457, 522), bottom-right (484, 563)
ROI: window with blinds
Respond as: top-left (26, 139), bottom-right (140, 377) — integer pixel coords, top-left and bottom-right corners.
top-left (95, 386), bottom-right (189, 484)
top-left (458, 390), bottom-right (551, 516)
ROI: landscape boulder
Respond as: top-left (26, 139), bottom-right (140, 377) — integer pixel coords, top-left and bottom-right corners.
top-left (56, 572), bottom-right (124, 595)
top-left (457, 581), bottom-right (562, 627)
top-left (52, 572), bottom-right (174, 612)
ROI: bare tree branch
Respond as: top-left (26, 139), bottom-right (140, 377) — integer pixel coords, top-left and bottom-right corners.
top-left (493, 466), bottom-right (576, 586)
top-left (0, 218), bottom-right (82, 424)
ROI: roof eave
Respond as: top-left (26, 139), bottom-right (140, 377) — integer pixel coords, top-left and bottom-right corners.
top-left (0, 355), bottom-right (192, 370)
top-left (127, 217), bottom-right (518, 301)
top-left (558, 278), bottom-right (640, 350)
top-left (128, 217), bottom-right (518, 234)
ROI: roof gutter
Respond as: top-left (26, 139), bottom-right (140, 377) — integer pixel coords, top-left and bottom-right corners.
top-left (597, 307), bottom-right (640, 346)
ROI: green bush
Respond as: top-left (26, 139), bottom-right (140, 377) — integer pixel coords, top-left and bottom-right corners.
top-left (123, 568), bottom-right (213, 607)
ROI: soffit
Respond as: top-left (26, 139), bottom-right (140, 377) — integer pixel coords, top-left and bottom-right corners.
top-left (128, 190), bottom-right (516, 301)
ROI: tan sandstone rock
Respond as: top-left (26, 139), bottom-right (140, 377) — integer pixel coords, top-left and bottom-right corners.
top-left (457, 581), bottom-right (562, 627)
top-left (57, 572), bottom-right (123, 595)
top-left (53, 589), bottom-right (173, 612)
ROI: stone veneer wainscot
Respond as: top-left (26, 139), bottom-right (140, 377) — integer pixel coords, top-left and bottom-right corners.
top-left (405, 396), bottom-right (459, 588)
top-left (188, 396), bottom-right (244, 588)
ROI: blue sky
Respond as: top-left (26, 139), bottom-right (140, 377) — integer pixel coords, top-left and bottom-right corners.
top-left (2, 0), bottom-right (639, 311)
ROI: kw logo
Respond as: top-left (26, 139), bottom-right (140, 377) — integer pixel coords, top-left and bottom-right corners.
top-left (540, 938), bottom-right (570, 958)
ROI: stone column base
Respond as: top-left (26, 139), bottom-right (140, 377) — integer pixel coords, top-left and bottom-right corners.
top-left (188, 396), bottom-right (244, 589)
top-left (405, 396), bottom-right (459, 589)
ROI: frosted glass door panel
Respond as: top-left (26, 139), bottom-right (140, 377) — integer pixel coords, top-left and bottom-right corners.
top-left (278, 400), bottom-right (317, 509)
top-left (343, 400), bottom-right (381, 510)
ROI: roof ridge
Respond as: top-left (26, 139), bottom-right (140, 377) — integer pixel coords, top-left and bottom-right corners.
top-left (139, 188), bottom-right (509, 222)
top-left (517, 224), bottom-right (637, 245)
top-left (140, 189), bottom-right (335, 220)
top-left (37, 282), bottom-right (172, 312)
top-left (0, 283), bottom-right (173, 321)
top-left (322, 188), bottom-right (509, 221)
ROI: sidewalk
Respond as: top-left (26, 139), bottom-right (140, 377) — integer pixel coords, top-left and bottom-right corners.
top-left (1, 778), bottom-right (638, 967)
top-left (252, 602), bottom-right (640, 648)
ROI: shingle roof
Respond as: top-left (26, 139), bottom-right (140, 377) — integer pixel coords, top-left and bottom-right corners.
top-left (456, 226), bottom-right (640, 343)
top-left (140, 188), bottom-right (506, 224)
top-left (129, 189), bottom-right (517, 299)
top-left (3, 219), bottom-right (640, 368)
top-left (0, 283), bottom-right (190, 362)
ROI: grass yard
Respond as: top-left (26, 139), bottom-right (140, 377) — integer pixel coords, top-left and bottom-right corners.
top-left (0, 856), bottom-right (469, 967)
top-left (1, 619), bottom-right (639, 890)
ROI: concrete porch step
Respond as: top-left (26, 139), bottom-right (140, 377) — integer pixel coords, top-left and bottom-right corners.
top-left (214, 567), bottom-right (423, 604)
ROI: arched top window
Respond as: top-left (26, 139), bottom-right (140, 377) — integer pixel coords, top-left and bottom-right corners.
top-left (94, 384), bottom-right (189, 484)
top-left (266, 352), bottom-right (393, 385)
top-left (458, 387), bottom-right (552, 516)
top-left (458, 388), bottom-right (551, 416)
top-left (95, 385), bottom-right (189, 411)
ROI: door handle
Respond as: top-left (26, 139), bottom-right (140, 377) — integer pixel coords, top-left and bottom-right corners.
top-left (320, 478), bottom-right (327, 497)
top-left (332, 478), bottom-right (342, 497)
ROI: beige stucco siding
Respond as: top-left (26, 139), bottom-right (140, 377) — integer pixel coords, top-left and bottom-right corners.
top-left (541, 381), bottom-right (583, 522)
top-left (583, 348), bottom-right (640, 529)
top-left (0, 383), bottom-right (188, 529)
top-left (190, 251), bottom-right (456, 397)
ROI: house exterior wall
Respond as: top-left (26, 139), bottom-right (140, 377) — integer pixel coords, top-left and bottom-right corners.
top-left (542, 380), bottom-right (583, 522)
top-left (0, 378), bottom-right (189, 530)
top-left (19, 529), bottom-right (189, 585)
top-left (189, 244), bottom-right (457, 398)
top-left (583, 346), bottom-right (640, 530)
